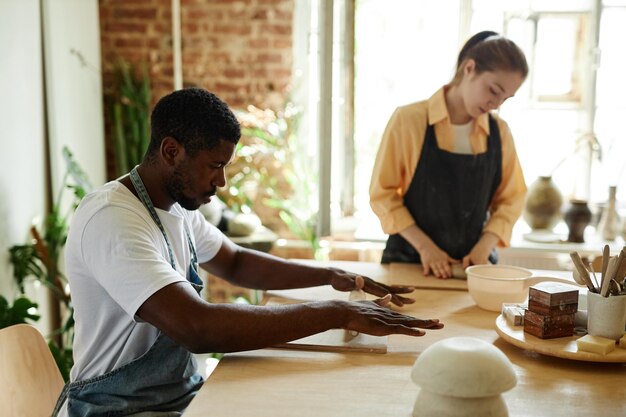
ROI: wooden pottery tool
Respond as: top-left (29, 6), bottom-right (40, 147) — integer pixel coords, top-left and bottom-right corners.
top-left (588, 262), bottom-right (600, 291)
top-left (602, 249), bottom-right (626, 297)
top-left (569, 251), bottom-right (596, 292)
top-left (601, 245), bottom-right (610, 281)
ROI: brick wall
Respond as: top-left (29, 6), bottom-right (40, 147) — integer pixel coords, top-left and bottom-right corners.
top-left (98, 1), bottom-right (297, 302)
top-left (99, 0), bottom-right (293, 109)
top-left (98, 0), bottom-right (294, 178)
top-left (99, 0), bottom-right (175, 107)
top-left (180, 0), bottom-right (294, 108)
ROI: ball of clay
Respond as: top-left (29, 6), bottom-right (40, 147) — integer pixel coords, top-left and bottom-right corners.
top-left (451, 264), bottom-right (467, 279)
top-left (411, 337), bottom-right (516, 398)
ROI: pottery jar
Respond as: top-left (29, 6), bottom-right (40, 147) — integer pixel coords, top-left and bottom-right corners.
top-left (523, 176), bottom-right (563, 231)
top-left (598, 186), bottom-right (620, 241)
top-left (562, 200), bottom-right (592, 243)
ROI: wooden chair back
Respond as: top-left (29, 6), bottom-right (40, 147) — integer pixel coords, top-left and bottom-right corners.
top-left (0, 324), bottom-right (65, 417)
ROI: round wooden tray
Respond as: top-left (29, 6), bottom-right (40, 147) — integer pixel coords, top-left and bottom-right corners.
top-left (495, 315), bottom-right (626, 363)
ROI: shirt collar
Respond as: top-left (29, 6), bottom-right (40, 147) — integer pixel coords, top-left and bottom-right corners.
top-left (427, 85), bottom-right (491, 134)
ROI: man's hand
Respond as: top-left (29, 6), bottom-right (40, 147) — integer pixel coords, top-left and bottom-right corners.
top-left (329, 268), bottom-right (416, 307)
top-left (338, 296), bottom-right (444, 337)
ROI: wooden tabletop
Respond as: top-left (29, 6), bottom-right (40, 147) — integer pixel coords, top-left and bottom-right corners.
top-left (185, 261), bottom-right (626, 417)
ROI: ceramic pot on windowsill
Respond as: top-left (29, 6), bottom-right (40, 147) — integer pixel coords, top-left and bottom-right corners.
top-left (523, 176), bottom-right (563, 231)
top-left (598, 186), bottom-right (619, 241)
top-left (563, 200), bottom-right (592, 243)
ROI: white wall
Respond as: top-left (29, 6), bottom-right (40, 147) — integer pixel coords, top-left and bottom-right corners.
top-left (0, 0), bottom-right (47, 299)
top-left (43, 0), bottom-right (106, 206)
top-left (0, 0), bottom-right (105, 332)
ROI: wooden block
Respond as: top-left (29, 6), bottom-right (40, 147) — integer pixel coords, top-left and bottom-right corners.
top-left (577, 334), bottom-right (616, 355)
top-left (523, 310), bottom-right (575, 339)
top-left (502, 303), bottom-right (525, 326)
top-left (527, 299), bottom-right (578, 316)
top-left (524, 310), bottom-right (575, 327)
top-left (529, 282), bottom-right (578, 307)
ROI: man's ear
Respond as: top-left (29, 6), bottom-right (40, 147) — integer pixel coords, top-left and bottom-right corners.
top-left (160, 137), bottom-right (183, 166)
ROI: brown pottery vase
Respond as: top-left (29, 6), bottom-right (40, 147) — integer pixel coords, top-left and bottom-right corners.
top-left (563, 200), bottom-right (592, 243)
top-left (523, 176), bottom-right (563, 231)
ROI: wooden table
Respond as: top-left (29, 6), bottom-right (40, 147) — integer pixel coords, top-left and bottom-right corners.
top-left (185, 261), bottom-right (626, 417)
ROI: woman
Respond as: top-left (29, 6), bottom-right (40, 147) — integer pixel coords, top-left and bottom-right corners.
top-left (369, 31), bottom-right (528, 278)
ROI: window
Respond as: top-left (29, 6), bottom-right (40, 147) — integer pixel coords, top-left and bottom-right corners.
top-left (593, 2), bottom-right (626, 203)
top-left (293, 0), bottom-right (625, 240)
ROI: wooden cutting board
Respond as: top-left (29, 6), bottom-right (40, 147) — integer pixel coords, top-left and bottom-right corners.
top-left (389, 263), bottom-right (468, 291)
top-left (272, 330), bottom-right (388, 354)
top-left (265, 297), bottom-right (388, 353)
top-left (265, 285), bottom-right (346, 302)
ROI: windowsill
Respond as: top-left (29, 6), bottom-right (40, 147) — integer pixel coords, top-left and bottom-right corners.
top-left (351, 215), bottom-right (624, 257)
top-left (507, 221), bottom-right (625, 256)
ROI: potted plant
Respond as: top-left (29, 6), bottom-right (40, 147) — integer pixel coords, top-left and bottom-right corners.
top-left (8, 146), bottom-right (91, 381)
top-left (106, 59), bottom-right (151, 177)
top-left (219, 103), bottom-right (321, 256)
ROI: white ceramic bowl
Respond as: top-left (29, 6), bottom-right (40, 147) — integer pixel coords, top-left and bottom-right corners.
top-left (466, 265), bottom-right (581, 311)
top-left (466, 265), bottom-right (534, 312)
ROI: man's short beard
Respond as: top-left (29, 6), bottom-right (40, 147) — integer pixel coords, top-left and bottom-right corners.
top-left (166, 166), bottom-right (199, 210)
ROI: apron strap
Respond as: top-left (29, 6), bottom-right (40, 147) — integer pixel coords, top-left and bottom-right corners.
top-left (130, 167), bottom-right (198, 270)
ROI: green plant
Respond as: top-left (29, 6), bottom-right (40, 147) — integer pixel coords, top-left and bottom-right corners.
top-left (218, 105), bottom-right (295, 215)
top-left (8, 146), bottom-right (91, 381)
top-left (108, 59), bottom-right (151, 177)
top-left (219, 103), bottom-right (321, 255)
top-left (0, 295), bottom-right (40, 329)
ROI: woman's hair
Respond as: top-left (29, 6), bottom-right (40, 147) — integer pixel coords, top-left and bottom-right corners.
top-left (451, 30), bottom-right (528, 84)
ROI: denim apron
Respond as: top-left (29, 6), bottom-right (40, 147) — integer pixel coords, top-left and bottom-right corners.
top-left (382, 115), bottom-right (502, 264)
top-left (52, 167), bottom-right (205, 417)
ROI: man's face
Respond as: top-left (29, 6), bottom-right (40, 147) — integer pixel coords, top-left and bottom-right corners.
top-left (166, 139), bottom-right (236, 211)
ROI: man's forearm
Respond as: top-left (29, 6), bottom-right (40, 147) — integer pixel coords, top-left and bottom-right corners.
top-left (186, 301), bottom-right (342, 353)
top-left (205, 246), bottom-right (334, 290)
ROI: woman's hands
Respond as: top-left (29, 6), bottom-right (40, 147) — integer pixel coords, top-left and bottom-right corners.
top-left (422, 232), bottom-right (498, 278)
top-left (398, 224), bottom-right (459, 278)
top-left (399, 225), bottom-right (499, 278)
top-left (462, 232), bottom-right (499, 268)
top-left (417, 240), bottom-right (460, 279)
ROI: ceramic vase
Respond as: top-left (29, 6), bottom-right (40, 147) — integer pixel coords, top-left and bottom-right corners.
top-left (562, 200), bottom-right (592, 243)
top-left (620, 216), bottom-right (626, 242)
top-left (597, 186), bottom-right (619, 241)
top-left (523, 176), bottom-right (563, 231)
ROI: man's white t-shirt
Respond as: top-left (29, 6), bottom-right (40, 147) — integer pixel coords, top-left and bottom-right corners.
top-left (65, 180), bottom-right (224, 382)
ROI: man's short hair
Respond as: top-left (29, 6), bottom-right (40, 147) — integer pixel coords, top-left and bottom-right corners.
top-left (148, 88), bottom-right (241, 157)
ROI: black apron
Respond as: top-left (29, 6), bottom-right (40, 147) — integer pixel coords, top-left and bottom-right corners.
top-left (381, 115), bottom-right (502, 264)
